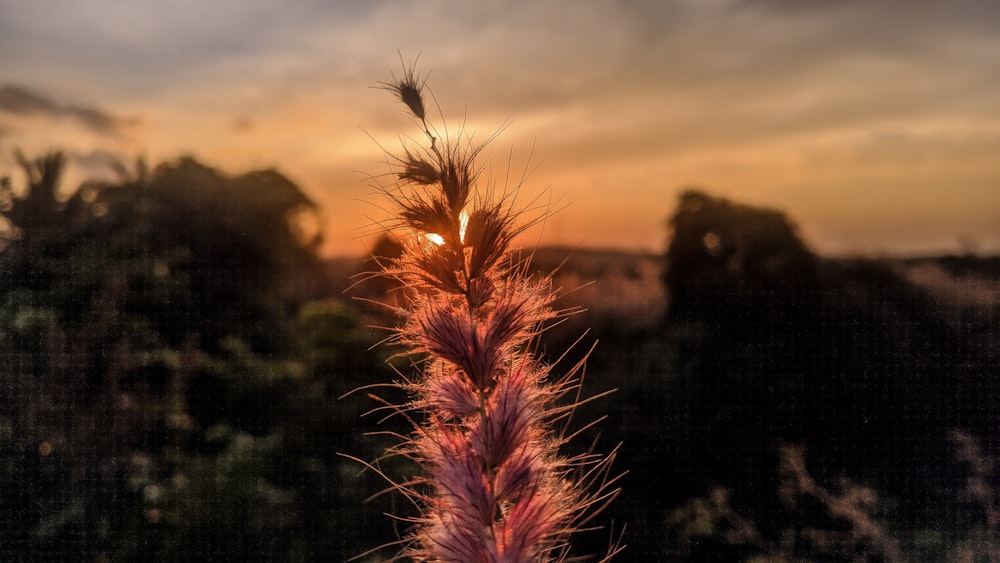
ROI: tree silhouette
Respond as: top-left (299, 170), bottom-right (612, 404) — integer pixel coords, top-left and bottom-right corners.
top-left (2, 150), bottom-right (65, 239)
top-left (664, 189), bottom-right (818, 320)
top-left (85, 156), bottom-right (326, 351)
top-left (0, 151), bottom-right (365, 561)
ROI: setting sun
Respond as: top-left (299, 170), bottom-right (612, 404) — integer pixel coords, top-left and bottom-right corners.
top-left (459, 207), bottom-right (470, 245)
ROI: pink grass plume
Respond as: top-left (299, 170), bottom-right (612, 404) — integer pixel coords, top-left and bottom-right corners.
top-left (357, 59), bottom-right (623, 562)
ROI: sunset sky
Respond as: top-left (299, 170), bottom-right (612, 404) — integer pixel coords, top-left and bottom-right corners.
top-left (2, 0), bottom-right (998, 257)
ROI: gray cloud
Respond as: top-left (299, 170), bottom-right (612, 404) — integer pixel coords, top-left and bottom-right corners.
top-left (0, 0), bottom-right (380, 100)
top-left (0, 84), bottom-right (136, 136)
top-left (0, 85), bottom-right (58, 114)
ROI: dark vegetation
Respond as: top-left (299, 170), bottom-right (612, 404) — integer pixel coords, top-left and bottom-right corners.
top-left (2, 154), bottom-right (998, 561)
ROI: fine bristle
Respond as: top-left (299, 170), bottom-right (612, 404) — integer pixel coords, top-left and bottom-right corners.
top-left (358, 60), bottom-right (620, 562)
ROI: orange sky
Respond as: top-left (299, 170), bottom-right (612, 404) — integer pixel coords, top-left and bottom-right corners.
top-left (2, 0), bottom-right (999, 257)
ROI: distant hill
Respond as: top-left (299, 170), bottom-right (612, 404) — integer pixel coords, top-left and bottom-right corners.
top-left (324, 245), bottom-right (666, 326)
top-left (524, 245), bottom-right (661, 278)
top-left (895, 255), bottom-right (1000, 308)
top-left (325, 246), bottom-right (1000, 323)
top-left (326, 245), bottom-right (659, 282)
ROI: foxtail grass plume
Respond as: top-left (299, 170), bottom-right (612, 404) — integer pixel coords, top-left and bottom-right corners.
top-left (359, 61), bottom-right (621, 562)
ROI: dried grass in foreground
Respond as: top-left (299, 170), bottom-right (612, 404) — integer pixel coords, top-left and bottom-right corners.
top-left (345, 62), bottom-right (622, 562)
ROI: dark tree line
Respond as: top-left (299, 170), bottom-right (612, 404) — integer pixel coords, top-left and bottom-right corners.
top-left (0, 152), bottom-right (401, 561)
top-left (575, 189), bottom-right (1000, 561)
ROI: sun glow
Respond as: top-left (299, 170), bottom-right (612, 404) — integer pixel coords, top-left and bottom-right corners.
top-left (425, 233), bottom-right (445, 246)
top-left (459, 208), bottom-right (470, 245)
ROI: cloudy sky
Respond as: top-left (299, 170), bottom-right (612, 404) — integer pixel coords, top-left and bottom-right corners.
top-left (2, 0), bottom-right (998, 256)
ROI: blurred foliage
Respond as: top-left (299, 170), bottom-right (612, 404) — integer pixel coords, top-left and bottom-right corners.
top-left (522, 189), bottom-right (999, 560)
top-left (0, 152), bottom-right (400, 561)
top-left (547, 189), bottom-right (1000, 561)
